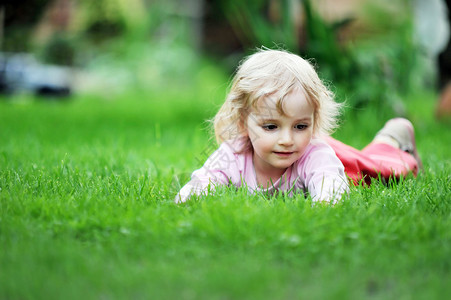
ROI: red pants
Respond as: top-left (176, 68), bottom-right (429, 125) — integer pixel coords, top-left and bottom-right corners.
top-left (326, 137), bottom-right (419, 185)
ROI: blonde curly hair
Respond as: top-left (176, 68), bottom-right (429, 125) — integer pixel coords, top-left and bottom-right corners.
top-left (213, 48), bottom-right (343, 149)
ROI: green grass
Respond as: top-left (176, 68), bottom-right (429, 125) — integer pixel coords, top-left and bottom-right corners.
top-left (1, 86), bottom-right (450, 299)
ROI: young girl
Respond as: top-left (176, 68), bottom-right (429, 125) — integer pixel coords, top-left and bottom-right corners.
top-left (176, 49), bottom-right (421, 203)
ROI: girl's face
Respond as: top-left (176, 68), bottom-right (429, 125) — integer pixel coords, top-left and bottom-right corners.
top-left (246, 86), bottom-right (314, 181)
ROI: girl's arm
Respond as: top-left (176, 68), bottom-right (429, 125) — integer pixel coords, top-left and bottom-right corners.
top-left (175, 142), bottom-right (239, 203)
top-left (299, 140), bottom-right (349, 203)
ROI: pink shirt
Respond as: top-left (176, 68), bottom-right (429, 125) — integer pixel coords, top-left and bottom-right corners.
top-left (176, 138), bottom-right (349, 203)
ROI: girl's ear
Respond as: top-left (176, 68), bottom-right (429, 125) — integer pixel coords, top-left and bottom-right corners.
top-left (238, 119), bottom-right (248, 137)
top-left (313, 122), bottom-right (324, 139)
top-left (238, 108), bottom-right (250, 137)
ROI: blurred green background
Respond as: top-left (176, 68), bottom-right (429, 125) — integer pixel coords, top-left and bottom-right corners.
top-left (1, 0), bottom-right (444, 115)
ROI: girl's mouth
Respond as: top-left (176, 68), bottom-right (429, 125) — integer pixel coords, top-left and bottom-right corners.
top-left (273, 151), bottom-right (294, 157)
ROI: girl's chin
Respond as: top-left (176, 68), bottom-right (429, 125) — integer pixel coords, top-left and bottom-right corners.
top-left (269, 161), bottom-right (295, 170)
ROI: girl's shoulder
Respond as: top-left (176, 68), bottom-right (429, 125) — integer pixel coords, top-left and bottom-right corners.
top-left (297, 137), bottom-right (340, 167)
top-left (305, 137), bottom-right (334, 153)
top-left (221, 137), bottom-right (249, 154)
top-left (205, 137), bottom-right (249, 170)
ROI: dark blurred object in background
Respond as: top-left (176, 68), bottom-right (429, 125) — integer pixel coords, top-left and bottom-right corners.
top-left (1, 0), bottom-right (49, 52)
top-left (0, 52), bottom-right (72, 97)
top-left (413, 0), bottom-right (451, 119)
top-left (438, 0), bottom-right (451, 90)
top-left (436, 0), bottom-right (451, 119)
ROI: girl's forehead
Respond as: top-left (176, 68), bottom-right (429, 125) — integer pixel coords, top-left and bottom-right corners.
top-left (252, 97), bottom-right (280, 115)
top-left (252, 86), bottom-right (312, 115)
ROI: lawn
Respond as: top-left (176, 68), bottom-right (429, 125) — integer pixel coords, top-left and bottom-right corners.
top-left (0, 81), bottom-right (450, 299)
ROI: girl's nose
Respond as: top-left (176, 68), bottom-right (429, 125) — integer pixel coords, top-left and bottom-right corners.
top-left (278, 129), bottom-right (294, 146)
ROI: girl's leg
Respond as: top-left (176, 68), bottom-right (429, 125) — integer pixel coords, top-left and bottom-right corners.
top-left (326, 118), bottom-right (420, 185)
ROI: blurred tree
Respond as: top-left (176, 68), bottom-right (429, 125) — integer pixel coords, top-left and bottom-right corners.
top-left (202, 0), bottom-right (243, 56)
top-left (33, 0), bottom-right (78, 65)
top-left (80, 0), bottom-right (127, 40)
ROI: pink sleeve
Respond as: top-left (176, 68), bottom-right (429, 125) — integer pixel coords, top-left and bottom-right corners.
top-left (298, 140), bottom-right (349, 203)
top-left (175, 143), bottom-right (239, 203)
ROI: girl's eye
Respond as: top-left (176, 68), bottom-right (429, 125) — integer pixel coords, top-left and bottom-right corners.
top-left (262, 124), bottom-right (277, 131)
top-left (295, 124), bottom-right (308, 130)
